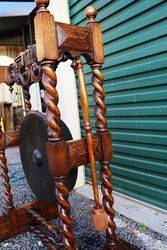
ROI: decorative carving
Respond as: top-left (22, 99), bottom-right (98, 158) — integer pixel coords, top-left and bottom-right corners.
top-left (7, 62), bottom-right (20, 88)
top-left (7, 45), bottom-right (42, 89)
top-left (68, 134), bottom-right (102, 168)
top-left (57, 23), bottom-right (91, 53)
top-left (31, 61), bottom-right (42, 83)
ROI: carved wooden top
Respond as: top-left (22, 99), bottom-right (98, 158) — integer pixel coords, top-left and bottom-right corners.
top-left (56, 22), bottom-right (91, 54)
top-left (6, 21), bottom-right (92, 87)
top-left (6, 4), bottom-right (104, 86)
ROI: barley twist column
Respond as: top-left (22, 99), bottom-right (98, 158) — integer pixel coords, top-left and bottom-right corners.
top-left (30, 226), bottom-right (57, 250)
top-left (55, 177), bottom-right (76, 249)
top-left (23, 87), bottom-right (32, 113)
top-left (92, 64), bottom-right (116, 245)
top-left (28, 208), bottom-right (61, 240)
top-left (42, 63), bottom-right (76, 249)
top-left (85, 5), bottom-right (117, 246)
top-left (42, 63), bottom-right (61, 140)
top-left (92, 64), bottom-right (107, 131)
top-left (34, 1), bottom-right (75, 248)
top-left (0, 150), bottom-right (14, 210)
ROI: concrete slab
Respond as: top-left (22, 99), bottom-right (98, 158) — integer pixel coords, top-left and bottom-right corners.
top-left (76, 184), bottom-right (167, 236)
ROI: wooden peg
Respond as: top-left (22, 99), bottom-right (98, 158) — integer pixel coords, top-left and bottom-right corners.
top-left (35, 0), bottom-right (49, 9)
top-left (85, 6), bottom-right (104, 64)
top-left (85, 6), bottom-right (97, 23)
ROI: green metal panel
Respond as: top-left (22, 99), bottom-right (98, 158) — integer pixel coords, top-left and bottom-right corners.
top-left (69, 0), bottom-right (167, 210)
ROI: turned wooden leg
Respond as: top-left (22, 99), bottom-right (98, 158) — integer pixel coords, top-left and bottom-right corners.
top-left (0, 150), bottom-right (14, 210)
top-left (101, 161), bottom-right (117, 247)
top-left (55, 177), bottom-right (76, 250)
top-left (41, 60), bottom-right (77, 249)
top-left (0, 149), bottom-right (18, 232)
top-left (90, 63), bottom-right (117, 246)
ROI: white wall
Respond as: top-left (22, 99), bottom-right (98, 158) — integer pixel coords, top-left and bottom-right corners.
top-left (0, 56), bottom-right (13, 104)
top-left (0, 56), bottom-right (41, 111)
top-left (48, 0), bottom-right (85, 188)
top-left (30, 83), bottom-right (42, 111)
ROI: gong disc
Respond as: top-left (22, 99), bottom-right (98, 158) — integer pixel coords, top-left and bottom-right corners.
top-left (19, 111), bottom-right (78, 204)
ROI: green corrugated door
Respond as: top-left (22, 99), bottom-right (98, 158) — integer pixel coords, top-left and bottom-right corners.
top-left (69, 0), bottom-right (167, 210)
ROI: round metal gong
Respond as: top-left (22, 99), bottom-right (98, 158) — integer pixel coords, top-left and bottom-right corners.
top-left (19, 111), bottom-right (78, 204)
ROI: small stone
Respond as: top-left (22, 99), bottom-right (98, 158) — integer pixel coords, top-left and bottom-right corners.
top-left (38, 240), bottom-right (43, 247)
top-left (114, 218), bottom-right (126, 228)
top-left (3, 243), bottom-right (9, 247)
top-left (153, 240), bottom-right (166, 250)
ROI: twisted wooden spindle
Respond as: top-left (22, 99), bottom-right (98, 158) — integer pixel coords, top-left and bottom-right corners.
top-left (101, 162), bottom-right (116, 241)
top-left (55, 177), bottom-right (75, 249)
top-left (41, 62), bottom-right (76, 249)
top-left (92, 64), bottom-right (108, 131)
top-left (28, 208), bottom-right (61, 240)
top-left (91, 64), bottom-right (117, 244)
top-left (42, 63), bottom-right (61, 141)
top-left (23, 87), bottom-right (32, 113)
top-left (0, 150), bottom-right (14, 210)
top-left (34, 2), bottom-right (75, 248)
top-left (30, 226), bottom-right (57, 250)
top-left (85, 5), bottom-right (117, 245)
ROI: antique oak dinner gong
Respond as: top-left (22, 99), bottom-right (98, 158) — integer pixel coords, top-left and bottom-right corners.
top-left (0, 0), bottom-right (132, 249)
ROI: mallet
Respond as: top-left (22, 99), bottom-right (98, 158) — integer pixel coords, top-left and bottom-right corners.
top-left (75, 59), bottom-right (108, 231)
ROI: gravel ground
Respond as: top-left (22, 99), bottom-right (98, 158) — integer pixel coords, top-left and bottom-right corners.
top-left (0, 147), bottom-right (167, 250)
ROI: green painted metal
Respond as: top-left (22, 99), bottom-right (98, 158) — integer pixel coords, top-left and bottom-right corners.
top-left (69, 0), bottom-right (167, 210)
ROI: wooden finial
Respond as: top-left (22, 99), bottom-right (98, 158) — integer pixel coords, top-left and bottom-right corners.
top-left (35, 0), bottom-right (49, 9)
top-left (75, 59), bottom-right (83, 69)
top-left (85, 6), bottom-right (97, 23)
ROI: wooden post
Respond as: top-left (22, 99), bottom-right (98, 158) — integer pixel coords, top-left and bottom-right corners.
top-left (86, 6), bottom-right (117, 248)
top-left (34, 1), bottom-right (76, 249)
top-left (0, 125), bottom-right (18, 234)
top-left (23, 87), bottom-right (32, 113)
top-left (0, 133), bottom-right (14, 211)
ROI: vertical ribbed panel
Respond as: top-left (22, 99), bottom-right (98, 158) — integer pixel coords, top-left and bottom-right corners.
top-left (69, 0), bottom-right (167, 210)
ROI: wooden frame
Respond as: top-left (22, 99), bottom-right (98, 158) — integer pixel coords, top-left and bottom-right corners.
top-left (0, 1), bottom-right (130, 249)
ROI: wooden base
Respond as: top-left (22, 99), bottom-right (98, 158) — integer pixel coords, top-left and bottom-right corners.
top-left (0, 200), bottom-right (57, 242)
